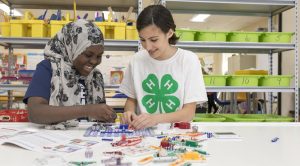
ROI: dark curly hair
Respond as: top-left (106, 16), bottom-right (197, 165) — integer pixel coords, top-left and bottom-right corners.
top-left (137, 5), bottom-right (179, 45)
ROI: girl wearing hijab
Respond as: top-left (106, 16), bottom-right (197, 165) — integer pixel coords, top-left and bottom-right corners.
top-left (24, 19), bottom-right (117, 124)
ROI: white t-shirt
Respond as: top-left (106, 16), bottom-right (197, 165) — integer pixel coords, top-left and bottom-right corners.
top-left (119, 48), bottom-right (207, 114)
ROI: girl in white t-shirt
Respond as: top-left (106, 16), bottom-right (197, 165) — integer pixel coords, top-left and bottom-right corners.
top-left (119, 5), bottom-right (207, 130)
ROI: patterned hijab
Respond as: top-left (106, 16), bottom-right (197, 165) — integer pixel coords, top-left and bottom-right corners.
top-left (44, 19), bottom-right (105, 106)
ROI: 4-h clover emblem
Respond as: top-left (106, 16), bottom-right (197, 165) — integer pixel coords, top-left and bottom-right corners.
top-left (142, 74), bottom-right (180, 114)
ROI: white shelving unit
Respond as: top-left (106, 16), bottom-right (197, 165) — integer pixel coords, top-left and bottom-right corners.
top-left (0, 0), bottom-right (298, 121)
top-left (162, 0), bottom-right (299, 121)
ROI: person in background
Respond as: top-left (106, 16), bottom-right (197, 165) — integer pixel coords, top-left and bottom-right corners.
top-left (23, 19), bottom-right (117, 124)
top-left (119, 5), bottom-right (207, 130)
top-left (201, 68), bottom-right (219, 114)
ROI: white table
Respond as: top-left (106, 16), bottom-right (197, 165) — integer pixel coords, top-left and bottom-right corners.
top-left (0, 122), bottom-right (299, 166)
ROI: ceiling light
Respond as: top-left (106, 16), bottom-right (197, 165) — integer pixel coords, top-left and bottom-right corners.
top-left (0, 4), bottom-right (22, 16)
top-left (190, 14), bottom-right (210, 22)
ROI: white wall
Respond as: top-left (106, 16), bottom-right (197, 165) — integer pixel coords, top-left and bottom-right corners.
top-left (282, 7), bottom-right (299, 116)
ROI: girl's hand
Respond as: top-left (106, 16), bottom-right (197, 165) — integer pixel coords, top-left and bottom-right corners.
top-left (86, 104), bottom-right (117, 123)
top-left (121, 111), bottom-right (137, 124)
top-left (130, 113), bottom-right (158, 130)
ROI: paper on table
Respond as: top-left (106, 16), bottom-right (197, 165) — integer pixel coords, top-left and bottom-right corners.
top-left (1, 129), bottom-right (99, 154)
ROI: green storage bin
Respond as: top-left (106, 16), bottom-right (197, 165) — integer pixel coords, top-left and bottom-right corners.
top-left (195, 31), bottom-right (228, 42)
top-left (203, 75), bottom-right (228, 86)
top-left (227, 32), bottom-right (262, 42)
top-left (227, 75), bottom-right (261, 86)
top-left (263, 114), bottom-right (294, 122)
top-left (218, 114), bottom-right (265, 122)
top-left (176, 29), bottom-right (196, 41)
top-left (193, 114), bottom-right (226, 122)
top-left (258, 75), bottom-right (293, 87)
top-left (259, 32), bottom-right (294, 43)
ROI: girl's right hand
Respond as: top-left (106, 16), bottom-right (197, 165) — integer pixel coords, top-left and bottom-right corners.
top-left (121, 111), bottom-right (137, 124)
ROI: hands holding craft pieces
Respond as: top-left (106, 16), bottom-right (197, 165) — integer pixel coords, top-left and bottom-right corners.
top-left (119, 5), bottom-right (207, 130)
top-left (23, 19), bottom-right (117, 126)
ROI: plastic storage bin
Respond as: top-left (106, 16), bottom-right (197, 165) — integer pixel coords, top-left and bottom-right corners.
top-left (94, 22), bottom-right (106, 38)
top-left (203, 75), bottom-right (228, 86)
top-left (218, 114), bottom-right (265, 122)
top-left (258, 75), bottom-right (292, 87)
top-left (263, 114), bottom-right (294, 122)
top-left (235, 70), bottom-right (268, 75)
top-left (18, 70), bottom-right (35, 78)
top-left (10, 20), bottom-right (28, 37)
top-left (0, 109), bottom-right (29, 122)
top-left (105, 22), bottom-right (126, 40)
top-left (30, 20), bottom-right (47, 37)
top-left (259, 32), bottom-right (294, 43)
top-left (193, 114), bottom-right (226, 122)
top-left (126, 26), bottom-right (138, 40)
top-left (10, 11), bottom-right (48, 37)
top-left (176, 29), bottom-right (196, 41)
top-left (227, 75), bottom-right (261, 86)
top-left (49, 20), bottom-right (71, 37)
top-left (0, 22), bottom-right (10, 37)
top-left (195, 31), bottom-right (228, 42)
top-left (227, 32), bottom-right (262, 42)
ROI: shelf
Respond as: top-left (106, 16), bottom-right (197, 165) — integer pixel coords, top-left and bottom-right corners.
top-left (165, 0), bottom-right (295, 16)
top-left (206, 86), bottom-right (295, 92)
top-left (0, 84), bottom-right (28, 91)
top-left (176, 41), bottom-right (294, 53)
top-left (1, 84), bottom-right (295, 93)
top-left (0, 37), bottom-right (139, 51)
top-left (0, 0), bottom-right (138, 11)
top-left (0, 37), bottom-right (294, 53)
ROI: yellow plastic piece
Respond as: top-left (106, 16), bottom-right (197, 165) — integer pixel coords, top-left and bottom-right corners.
top-left (126, 26), bottom-right (138, 40)
top-left (180, 152), bottom-right (203, 161)
top-left (73, 0), bottom-right (77, 21)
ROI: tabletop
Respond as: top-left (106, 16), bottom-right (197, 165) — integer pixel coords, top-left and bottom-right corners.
top-left (0, 122), bottom-right (299, 166)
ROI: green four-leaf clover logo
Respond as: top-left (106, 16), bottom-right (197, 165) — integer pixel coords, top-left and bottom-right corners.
top-left (142, 74), bottom-right (180, 114)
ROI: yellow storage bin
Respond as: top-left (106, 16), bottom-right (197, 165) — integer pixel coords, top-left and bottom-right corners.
top-left (94, 22), bottom-right (126, 40)
top-left (29, 20), bottom-right (47, 37)
top-left (105, 22), bottom-right (126, 40)
top-left (49, 20), bottom-right (71, 37)
top-left (126, 26), bottom-right (138, 40)
top-left (10, 12), bottom-right (48, 37)
top-left (10, 20), bottom-right (28, 37)
top-left (235, 70), bottom-right (268, 75)
top-left (94, 22), bottom-right (106, 38)
top-left (0, 22), bottom-right (10, 37)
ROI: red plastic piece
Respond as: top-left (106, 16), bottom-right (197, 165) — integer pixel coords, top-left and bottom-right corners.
top-left (174, 122), bottom-right (191, 129)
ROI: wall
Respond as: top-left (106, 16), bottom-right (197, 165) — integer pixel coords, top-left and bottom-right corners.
top-left (282, 7), bottom-right (299, 116)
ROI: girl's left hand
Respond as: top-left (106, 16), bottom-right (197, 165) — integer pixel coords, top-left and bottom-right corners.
top-left (130, 113), bottom-right (158, 130)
